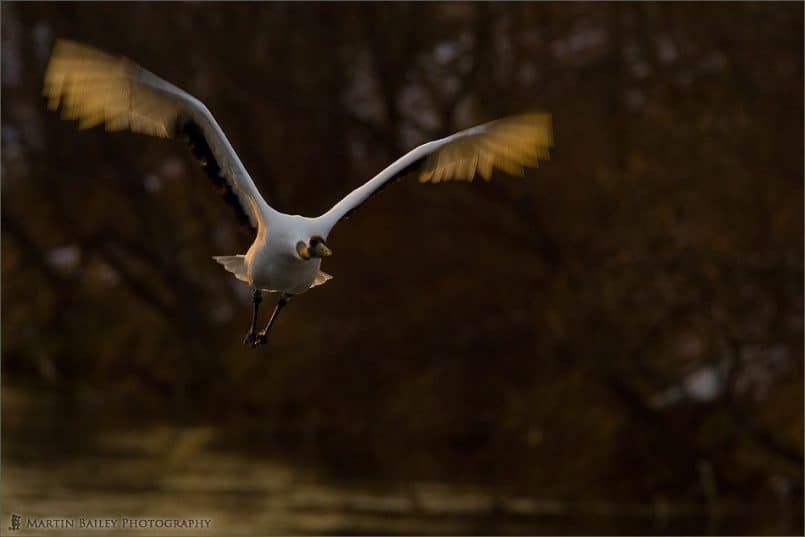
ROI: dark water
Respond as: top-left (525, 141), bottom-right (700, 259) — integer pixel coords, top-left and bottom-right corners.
top-left (1, 386), bottom-right (799, 536)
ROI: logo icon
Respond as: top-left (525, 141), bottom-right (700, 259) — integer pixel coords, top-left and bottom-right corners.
top-left (8, 513), bottom-right (21, 532)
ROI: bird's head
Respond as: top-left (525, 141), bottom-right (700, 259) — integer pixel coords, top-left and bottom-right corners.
top-left (296, 235), bottom-right (332, 260)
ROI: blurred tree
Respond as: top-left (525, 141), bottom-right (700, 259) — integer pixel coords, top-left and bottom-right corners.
top-left (1, 2), bottom-right (802, 517)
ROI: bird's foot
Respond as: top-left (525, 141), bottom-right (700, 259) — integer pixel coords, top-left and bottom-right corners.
top-left (244, 330), bottom-right (257, 346)
top-left (250, 332), bottom-right (268, 349)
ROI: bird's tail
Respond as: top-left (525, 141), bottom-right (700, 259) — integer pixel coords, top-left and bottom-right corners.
top-left (212, 255), bottom-right (249, 282)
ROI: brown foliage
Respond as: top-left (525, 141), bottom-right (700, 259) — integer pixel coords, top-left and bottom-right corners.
top-left (2, 2), bottom-right (802, 514)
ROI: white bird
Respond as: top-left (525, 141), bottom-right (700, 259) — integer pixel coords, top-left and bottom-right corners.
top-left (43, 40), bottom-right (553, 347)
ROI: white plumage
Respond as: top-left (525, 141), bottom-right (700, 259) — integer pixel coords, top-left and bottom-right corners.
top-left (44, 40), bottom-right (553, 346)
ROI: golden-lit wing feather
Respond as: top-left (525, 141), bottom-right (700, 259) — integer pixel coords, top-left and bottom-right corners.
top-left (418, 113), bottom-right (552, 183)
top-left (44, 40), bottom-right (177, 137)
top-left (43, 40), bottom-right (267, 231)
top-left (321, 113), bottom-right (553, 230)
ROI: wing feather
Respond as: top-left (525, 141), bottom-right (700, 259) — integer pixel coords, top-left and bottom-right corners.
top-left (319, 113), bottom-right (552, 231)
top-left (43, 40), bottom-right (268, 231)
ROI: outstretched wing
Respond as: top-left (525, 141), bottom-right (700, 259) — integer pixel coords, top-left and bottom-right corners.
top-left (43, 39), bottom-right (268, 231)
top-left (319, 113), bottom-right (553, 231)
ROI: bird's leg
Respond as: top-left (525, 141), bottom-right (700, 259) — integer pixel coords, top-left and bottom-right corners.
top-left (243, 289), bottom-right (263, 345)
top-left (252, 293), bottom-right (292, 348)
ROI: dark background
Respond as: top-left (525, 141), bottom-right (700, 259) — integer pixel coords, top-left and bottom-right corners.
top-left (2, 2), bottom-right (803, 535)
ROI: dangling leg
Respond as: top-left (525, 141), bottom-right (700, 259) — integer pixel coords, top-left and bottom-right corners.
top-left (253, 293), bottom-right (292, 348)
top-left (243, 289), bottom-right (263, 345)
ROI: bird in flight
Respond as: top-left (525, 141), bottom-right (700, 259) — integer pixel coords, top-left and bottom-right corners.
top-left (43, 40), bottom-right (553, 348)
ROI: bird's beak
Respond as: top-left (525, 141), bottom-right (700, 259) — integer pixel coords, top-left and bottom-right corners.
top-left (312, 242), bottom-right (332, 257)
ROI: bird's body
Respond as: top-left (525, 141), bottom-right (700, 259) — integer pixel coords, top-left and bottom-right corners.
top-left (43, 40), bottom-right (553, 347)
top-left (233, 214), bottom-right (329, 294)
